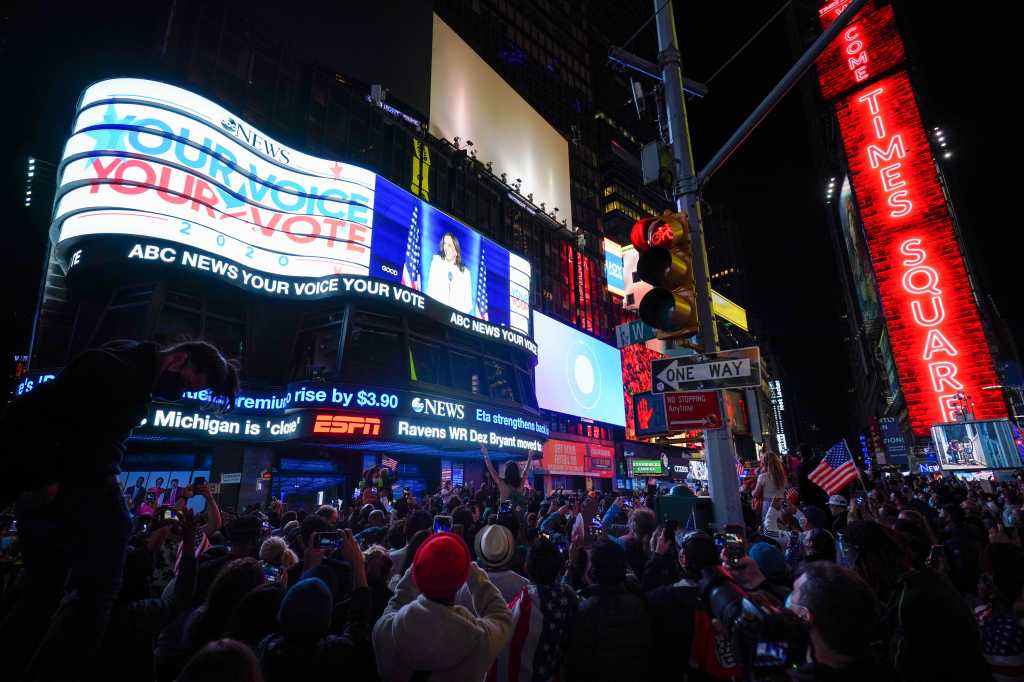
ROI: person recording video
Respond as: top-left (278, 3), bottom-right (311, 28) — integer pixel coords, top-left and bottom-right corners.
top-left (425, 231), bottom-right (473, 314)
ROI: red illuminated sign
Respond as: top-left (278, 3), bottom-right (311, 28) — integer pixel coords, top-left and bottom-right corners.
top-left (313, 413), bottom-right (382, 436)
top-left (816, 3), bottom-right (904, 99)
top-left (664, 392), bottom-right (723, 430)
top-left (818, 2), bottom-right (1006, 435)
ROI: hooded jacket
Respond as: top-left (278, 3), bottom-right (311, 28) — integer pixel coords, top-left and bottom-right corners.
top-left (566, 583), bottom-right (653, 681)
top-left (372, 564), bottom-right (513, 681)
top-left (259, 581), bottom-right (376, 681)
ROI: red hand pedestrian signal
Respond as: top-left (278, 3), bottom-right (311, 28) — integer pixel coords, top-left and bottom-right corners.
top-left (638, 398), bottom-right (654, 429)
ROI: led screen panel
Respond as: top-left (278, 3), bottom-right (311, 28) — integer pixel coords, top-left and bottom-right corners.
top-left (429, 14), bottom-right (572, 230)
top-left (53, 78), bottom-right (532, 337)
top-left (533, 311), bottom-right (626, 426)
top-left (930, 420), bottom-right (1024, 470)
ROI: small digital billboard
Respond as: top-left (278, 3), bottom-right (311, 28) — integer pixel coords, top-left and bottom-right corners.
top-left (533, 311), bottom-right (626, 426)
top-left (930, 419), bottom-right (1024, 470)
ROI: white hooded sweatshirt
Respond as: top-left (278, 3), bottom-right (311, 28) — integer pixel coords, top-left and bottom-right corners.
top-left (373, 563), bottom-right (513, 682)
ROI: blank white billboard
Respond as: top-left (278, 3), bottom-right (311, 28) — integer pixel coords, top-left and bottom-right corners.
top-left (430, 14), bottom-right (573, 230)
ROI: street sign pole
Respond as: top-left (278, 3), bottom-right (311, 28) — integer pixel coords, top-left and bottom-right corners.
top-left (653, 1), bottom-right (741, 524)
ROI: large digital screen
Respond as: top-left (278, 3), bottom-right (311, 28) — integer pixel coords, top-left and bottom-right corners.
top-left (52, 78), bottom-right (531, 337)
top-left (931, 419), bottom-right (1024, 470)
top-left (429, 15), bottom-right (572, 231)
top-left (533, 311), bottom-right (626, 426)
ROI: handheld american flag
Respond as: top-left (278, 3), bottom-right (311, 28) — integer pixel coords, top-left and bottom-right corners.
top-left (809, 440), bottom-right (859, 495)
top-left (401, 205), bottom-right (421, 289)
top-left (475, 243), bottom-right (488, 320)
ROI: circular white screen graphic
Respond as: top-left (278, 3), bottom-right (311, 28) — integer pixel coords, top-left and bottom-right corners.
top-left (566, 340), bottom-right (602, 410)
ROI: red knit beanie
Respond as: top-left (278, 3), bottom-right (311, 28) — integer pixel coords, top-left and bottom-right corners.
top-left (412, 532), bottom-right (471, 601)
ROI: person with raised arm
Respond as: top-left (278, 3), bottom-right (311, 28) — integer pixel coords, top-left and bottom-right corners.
top-left (481, 445), bottom-right (533, 512)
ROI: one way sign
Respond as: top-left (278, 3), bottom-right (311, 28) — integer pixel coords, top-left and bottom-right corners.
top-left (651, 346), bottom-right (761, 393)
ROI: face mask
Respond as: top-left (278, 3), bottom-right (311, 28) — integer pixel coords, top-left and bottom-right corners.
top-left (153, 369), bottom-right (187, 400)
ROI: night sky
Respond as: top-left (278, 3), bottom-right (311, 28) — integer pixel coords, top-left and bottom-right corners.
top-left (1, 1), bottom-right (1019, 445)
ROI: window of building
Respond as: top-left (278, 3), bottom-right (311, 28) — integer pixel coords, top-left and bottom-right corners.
top-left (450, 350), bottom-right (484, 395)
top-left (484, 358), bottom-right (518, 402)
top-left (292, 325), bottom-right (341, 381)
top-left (409, 336), bottom-right (445, 386)
top-left (342, 325), bottom-right (405, 385)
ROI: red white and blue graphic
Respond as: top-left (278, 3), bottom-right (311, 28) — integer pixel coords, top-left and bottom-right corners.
top-left (53, 78), bottom-right (531, 335)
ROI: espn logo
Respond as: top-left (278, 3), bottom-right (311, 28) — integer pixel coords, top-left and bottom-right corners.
top-left (313, 414), bottom-right (382, 436)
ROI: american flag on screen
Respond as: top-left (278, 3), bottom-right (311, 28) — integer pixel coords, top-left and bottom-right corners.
top-left (475, 243), bottom-right (489, 320)
top-left (402, 205), bottom-right (421, 289)
top-left (809, 440), bottom-right (859, 495)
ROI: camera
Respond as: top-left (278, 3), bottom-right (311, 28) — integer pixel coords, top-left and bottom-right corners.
top-left (699, 567), bottom-right (809, 682)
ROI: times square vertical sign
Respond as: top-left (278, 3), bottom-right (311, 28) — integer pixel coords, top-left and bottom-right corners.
top-left (817, 1), bottom-right (1006, 436)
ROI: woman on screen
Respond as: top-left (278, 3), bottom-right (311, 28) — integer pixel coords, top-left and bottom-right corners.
top-left (425, 232), bottom-right (473, 314)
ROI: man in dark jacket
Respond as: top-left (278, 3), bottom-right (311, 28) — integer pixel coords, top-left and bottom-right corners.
top-left (566, 539), bottom-right (652, 680)
top-left (0, 340), bottom-right (238, 679)
top-left (787, 563), bottom-right (897, 681)
top-left (259, 530), bottom-right (376, 681)
top-left (645, 529), bottom-right (743, 681)
top-left (125, 475), bottom-right (147, 511)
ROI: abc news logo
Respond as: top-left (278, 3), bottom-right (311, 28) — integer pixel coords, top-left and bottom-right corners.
top-left (313, 414), bottom-right (382, 436)
top-left (411, 397), bottom-right (465, 420)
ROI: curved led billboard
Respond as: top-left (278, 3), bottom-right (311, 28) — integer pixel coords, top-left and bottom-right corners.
top-left (52, 78), bottom-right (533, 345)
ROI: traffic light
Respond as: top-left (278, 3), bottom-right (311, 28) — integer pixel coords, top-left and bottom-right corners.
top-left (630, 211), bottom-right (698, 335)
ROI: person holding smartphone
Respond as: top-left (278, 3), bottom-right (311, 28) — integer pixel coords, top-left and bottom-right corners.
top-left (260, 529), bottom-right (376, 679)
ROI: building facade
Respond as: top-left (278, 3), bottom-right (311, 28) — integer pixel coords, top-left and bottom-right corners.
top-left (23, 1), bottom-right (628, 509)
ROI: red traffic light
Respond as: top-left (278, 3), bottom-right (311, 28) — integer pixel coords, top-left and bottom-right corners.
top-left (630, 217), bottom-right (657, 251)
top-left (630, 212), bottom-right (690, 252)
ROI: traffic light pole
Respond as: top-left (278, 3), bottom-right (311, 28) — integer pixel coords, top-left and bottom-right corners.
top-left (649, 0), bottom-right (870, 525)
top-left (653, 0), bottom-right (743, 525)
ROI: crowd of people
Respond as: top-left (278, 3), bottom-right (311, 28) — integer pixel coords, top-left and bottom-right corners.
top-left (1, 444), bottom-right (1023, 681)
top-left (1, 339), bottom-right (1023, 681)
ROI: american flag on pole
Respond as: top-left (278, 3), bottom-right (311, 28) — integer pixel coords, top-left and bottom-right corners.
top-left (401, 205), bottom-right (421, 289)
top-left (735, 459), bottom-right (745, 478)
top-left (475, 243), bottom-right (489, 320)
top-left (809, 440), bottom-right (859, 495)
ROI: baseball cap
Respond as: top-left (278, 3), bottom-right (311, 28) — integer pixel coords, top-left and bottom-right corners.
top-left (828, 495), bottom-right (848, 507)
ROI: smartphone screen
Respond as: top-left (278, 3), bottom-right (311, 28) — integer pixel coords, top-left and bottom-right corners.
top-left (433, 515), bottom-right (453, 533)
top-left (261, 562), bottom-right (281, 583)
top-left (316, 531), bottom-right (343, 549)
top-left (499, 500), bottom-right (513, 514)
top-left (162, 509), bottom-right (178, 522)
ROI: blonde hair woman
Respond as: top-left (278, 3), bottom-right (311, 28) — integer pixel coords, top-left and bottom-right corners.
top-left (754, 448), bottom-right (788, 526)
